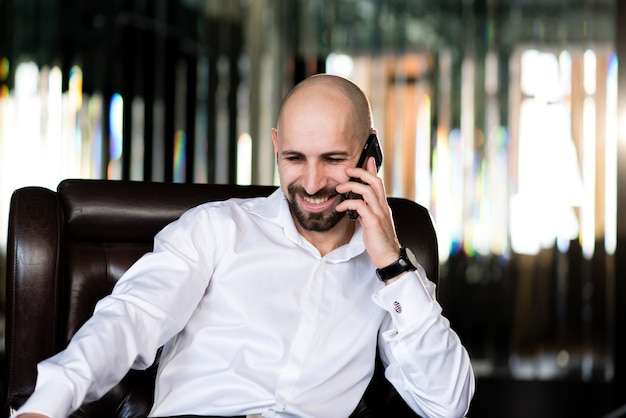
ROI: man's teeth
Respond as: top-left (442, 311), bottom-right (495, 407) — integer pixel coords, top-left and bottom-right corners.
top-left (304, 195), bottom-right (329, 204)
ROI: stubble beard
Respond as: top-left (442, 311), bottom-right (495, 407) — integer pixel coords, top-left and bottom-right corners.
top-left (286, 184), bottom-right (346, 232)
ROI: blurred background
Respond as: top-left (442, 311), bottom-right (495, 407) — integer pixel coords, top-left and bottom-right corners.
top-left (1, 0), bottom-right (625, 416)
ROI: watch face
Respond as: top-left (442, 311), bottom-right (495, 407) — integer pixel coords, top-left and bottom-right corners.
top-left (405, 247), bottom-right (419, 268)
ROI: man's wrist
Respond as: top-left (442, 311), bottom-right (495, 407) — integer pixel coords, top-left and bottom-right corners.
top-left (376, 247), bottom-right (418, 282)
top-left (376, 248), bottom-right (402, 270)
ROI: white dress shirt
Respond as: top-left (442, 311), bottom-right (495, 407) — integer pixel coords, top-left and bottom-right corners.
top-left (15, 189), bottom-right (474, 418)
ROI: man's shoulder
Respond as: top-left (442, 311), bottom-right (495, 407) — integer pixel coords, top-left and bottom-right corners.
top-left (187, 189), bottom-right (282, 217)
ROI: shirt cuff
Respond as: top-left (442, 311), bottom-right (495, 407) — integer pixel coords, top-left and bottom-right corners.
top-left (14, 379), bottom-right (74, 418)
top-left (371, 264), bottom-right (437, 334)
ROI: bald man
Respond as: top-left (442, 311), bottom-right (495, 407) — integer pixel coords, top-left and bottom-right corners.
top-left (15, 74), bottom-right (474, 418)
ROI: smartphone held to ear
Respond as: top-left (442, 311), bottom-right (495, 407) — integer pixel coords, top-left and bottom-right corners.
top-left (345, 133), bottom-right (384, 220)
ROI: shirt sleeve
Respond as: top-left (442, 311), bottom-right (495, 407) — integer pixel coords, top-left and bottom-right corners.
top-left (371, 264), bottom-right (475, 418)
top-left (13, 205), bottom-right (219, 418)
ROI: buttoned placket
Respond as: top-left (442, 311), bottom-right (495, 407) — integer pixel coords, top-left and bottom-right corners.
top-left (272, 257), bottom-right (327, 412)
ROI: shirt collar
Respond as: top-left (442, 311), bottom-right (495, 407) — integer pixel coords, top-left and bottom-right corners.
top-left (249, 188), bottom-right (366, 261)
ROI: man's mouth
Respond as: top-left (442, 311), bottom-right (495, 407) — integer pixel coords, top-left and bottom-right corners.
top-left (303, 195), bottom-right (330, 205)
top-left (287, 184), bottom-right (341, 214)
top-left (299, 192), bottom-right (339, 212)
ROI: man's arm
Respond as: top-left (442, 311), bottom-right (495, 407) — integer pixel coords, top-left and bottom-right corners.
top-left (13, 205), bottom-right (219, 418)
top-left (373, 269), bottom-right (475, 417)
top-left (337, 155), bottom-right (475, 416)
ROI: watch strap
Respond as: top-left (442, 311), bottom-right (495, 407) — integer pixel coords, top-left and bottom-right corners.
top-left (376, 247), bottom-right (417, 282)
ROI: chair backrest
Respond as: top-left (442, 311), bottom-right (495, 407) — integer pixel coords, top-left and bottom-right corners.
top-left (4, 179), bottom-right (438, 417)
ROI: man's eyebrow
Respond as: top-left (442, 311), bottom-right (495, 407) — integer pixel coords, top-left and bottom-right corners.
top-left (280, 150), bottom-right (351, 158)
top-left (280, 150), bottom-right (350, 157)
top-left (280, 150), bottom-right (304, 157)
top-left (321, 151), bottom-right (351, 159)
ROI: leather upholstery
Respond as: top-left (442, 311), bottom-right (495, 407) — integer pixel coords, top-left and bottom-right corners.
top-left (5, 179), bottom-right (437, 417)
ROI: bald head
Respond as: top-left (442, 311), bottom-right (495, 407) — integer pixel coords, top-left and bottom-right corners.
top-left (271, 74), bottom-right (375, 236)
top-left (276, 74), bottom-right (373, 144)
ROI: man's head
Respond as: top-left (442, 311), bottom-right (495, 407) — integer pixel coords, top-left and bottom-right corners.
top-left (272, 74), bottom-right (373, 234)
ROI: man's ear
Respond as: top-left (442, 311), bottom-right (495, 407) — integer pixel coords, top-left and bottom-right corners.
top-left (271, 128), bottom-right (279, 153)
top-left (271, 128), bottom-right (279, 162)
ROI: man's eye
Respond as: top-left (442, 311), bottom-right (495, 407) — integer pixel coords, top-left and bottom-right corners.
top-left (326, 157), bottom-right (345, 163)
top-left (285, 156), bottom-right (302, 162)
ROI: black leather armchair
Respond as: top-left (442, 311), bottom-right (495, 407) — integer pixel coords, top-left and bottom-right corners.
top-left (5, 179), bottom-right (438, 417)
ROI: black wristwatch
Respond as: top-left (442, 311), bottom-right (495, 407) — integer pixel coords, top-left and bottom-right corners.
top-left (376, 247), bottom-right (418, 282)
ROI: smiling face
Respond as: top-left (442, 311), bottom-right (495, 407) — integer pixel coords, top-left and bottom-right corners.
top-left (272, 77), bottom-right (370, 235)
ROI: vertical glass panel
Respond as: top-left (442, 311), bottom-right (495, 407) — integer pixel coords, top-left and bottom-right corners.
top-left (605, 54), bottom-right (618, 255)
top-left (237, 132), bottom-right (252, 185)
top-left (131, 97), bottom-right (145, 181)
top-left (108, 93), bottom-right (124, 179)
top-left (173, 130), bottom-right (187, 183)
top-left (194, 56), bottom-right (209, 183)
top-left (581, 97), bottom-right (596, 259)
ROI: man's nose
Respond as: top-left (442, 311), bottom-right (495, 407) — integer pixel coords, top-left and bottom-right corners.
top-left (302, 163), bottom-right (327, 194)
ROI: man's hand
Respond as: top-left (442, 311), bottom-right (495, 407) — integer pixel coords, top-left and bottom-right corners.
top-left (336, 156), bottom-right (401, 273)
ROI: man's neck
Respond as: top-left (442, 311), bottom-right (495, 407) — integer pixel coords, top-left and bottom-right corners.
top-left (297, 219), bottom-right (355, 256)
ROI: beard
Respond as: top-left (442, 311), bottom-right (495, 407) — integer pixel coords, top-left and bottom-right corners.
top-left (286, 184), bottom-right (346, 232)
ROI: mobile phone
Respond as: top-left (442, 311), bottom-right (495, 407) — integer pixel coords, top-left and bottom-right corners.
top-left (345, 133), bottom-right (384, 220)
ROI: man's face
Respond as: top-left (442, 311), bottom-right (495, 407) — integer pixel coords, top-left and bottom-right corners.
top-left (272, 94), bottom-right (362, 233)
